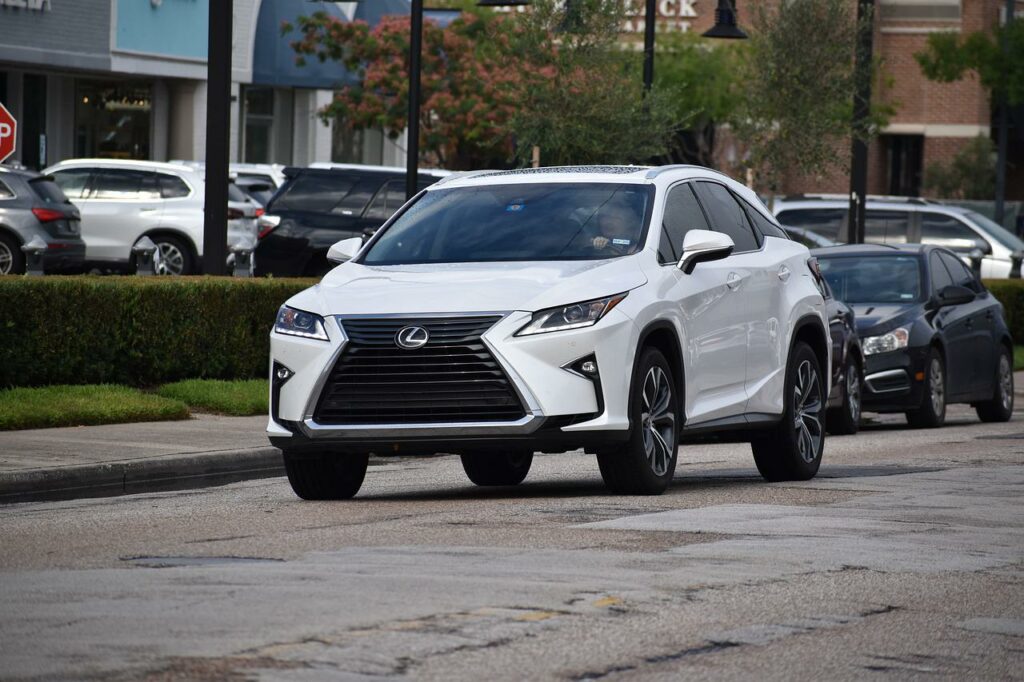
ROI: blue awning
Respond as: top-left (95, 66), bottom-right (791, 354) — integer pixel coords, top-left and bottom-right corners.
top-left (252, 0), bottom-right (459, 89)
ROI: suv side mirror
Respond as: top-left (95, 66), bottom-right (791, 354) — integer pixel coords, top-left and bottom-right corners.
top-left (678, 230), bottom-right (734, 274)
top-left (937, 284), bottom-right (975, 307)
top-left (327, 237), bottom-right (363, 264)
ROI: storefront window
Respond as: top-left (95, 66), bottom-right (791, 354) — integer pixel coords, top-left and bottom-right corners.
top-left (75, 81), bottom-right (151, 159)
top-left (244, 87), bottom-right (274, 164)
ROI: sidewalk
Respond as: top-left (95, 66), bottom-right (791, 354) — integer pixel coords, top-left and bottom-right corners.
top-left (0, 414), bottom-right (281, 503)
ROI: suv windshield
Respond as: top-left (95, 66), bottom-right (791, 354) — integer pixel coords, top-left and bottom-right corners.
top-left (362, 183), bottom-right (653, 265)
top-left (818, 255), bottom-right (924, 304)
top-left (964, 211), bottom-right (1024, 252)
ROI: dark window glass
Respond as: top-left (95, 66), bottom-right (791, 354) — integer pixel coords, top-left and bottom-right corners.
top-left (929, 251), bottom-right (954, 293)
top-left (658, 183), bottom-right (710, 264)
top-left (363, 183), bottom-right (653, 265)
top-left (365, 180), bottom-right (410, 221)
top-left (939, 250), bottom-right (982, 293)
top-left (775, 208), bottom-right (845, 243)
top-left (818, 255), bottom-right (924, 303)
top-left (741, 198), bottom-right (788, 239)
top-left (864, 210), bottom-right (910, 244)
top-left (158, 174), bottom-right (191, 199)
top-left (50, 169), bottom-right (92, 199)
top-left (28, 178), bottom-right (69, 204)
top-left (226, 183), bottom-right (249, 203)
top-left (273, 173), bottom-right (356, 212)
top-left (0, 179), bottom-right (13, 199)
top-left (335, 178), bottom-right (379, 216)
top-left (695, 182), bottom-right (759, 252)
top-left (90, 169), bottom-right (158, 200)
top-left (920, 212), bottom-right (983, 253)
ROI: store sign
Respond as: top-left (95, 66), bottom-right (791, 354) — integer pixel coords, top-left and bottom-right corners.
top-left (622, 0), bottom-right (701, 33)
top-left (0, 0), bottom-right (52, 10)
top-left (0, 104), bottom-right (17, 165)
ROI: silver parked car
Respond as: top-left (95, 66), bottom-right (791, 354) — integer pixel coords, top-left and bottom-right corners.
top-left (45, 159), bottom-right (252, 275)
top-left (773, 194), bottom-right (1024, 279)
top-left (0, 166), bottom-right (85, 275)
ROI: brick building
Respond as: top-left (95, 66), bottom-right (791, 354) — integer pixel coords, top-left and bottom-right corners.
top-left (654, 0), bottom-right (1023, 199)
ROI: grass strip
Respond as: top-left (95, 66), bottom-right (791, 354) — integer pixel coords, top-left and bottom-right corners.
top-left (0, 384), bottom-right (189, 431)
top-left (157, 379), bottom-right (268, 416)
top-left (1015, 346), bottom-right (1024, 372)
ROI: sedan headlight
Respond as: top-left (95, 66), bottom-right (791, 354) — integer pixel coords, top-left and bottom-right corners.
top-left (862, 327), bottom-right (909, 355)
top-left (274, 305), bottom-right (329, 341)
top-left (516, 293), bottom-right (627, 336)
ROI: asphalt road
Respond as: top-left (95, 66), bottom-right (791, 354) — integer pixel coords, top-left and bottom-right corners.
top-left (2, 406), bottom-right (1022, 681)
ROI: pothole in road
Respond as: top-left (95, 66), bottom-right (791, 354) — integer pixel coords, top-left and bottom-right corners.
top-left (120, 555), bottom-right (285, 568)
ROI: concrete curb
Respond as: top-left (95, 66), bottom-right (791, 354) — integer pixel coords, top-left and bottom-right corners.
top-left (0, 446), bottom-right (283, 504)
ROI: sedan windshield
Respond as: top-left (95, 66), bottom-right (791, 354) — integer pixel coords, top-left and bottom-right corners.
top-left (818, 255), bottom-right (924, 304)
top-left (361, 182), bottom-right (653, 265)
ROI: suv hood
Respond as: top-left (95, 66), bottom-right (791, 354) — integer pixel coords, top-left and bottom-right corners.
top-left (854, 303), bottom-right (924, 337)
top-left (288, 258), bottom-right (648, 315)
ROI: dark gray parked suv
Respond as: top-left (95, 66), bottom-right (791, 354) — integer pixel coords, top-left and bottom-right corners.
top-left (0, 166), bottom-right (85, 275)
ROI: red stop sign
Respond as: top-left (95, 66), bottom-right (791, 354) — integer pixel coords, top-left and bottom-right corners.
top-left (0, 103), bottom-right (16, 164)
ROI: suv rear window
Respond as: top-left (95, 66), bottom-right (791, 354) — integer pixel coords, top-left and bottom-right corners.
top-left (776, 208), bottom-right (844, 243)
top-left (29, 178), bottom-right (71, 205)
top-left (272, 173), bottom-right (370, 214)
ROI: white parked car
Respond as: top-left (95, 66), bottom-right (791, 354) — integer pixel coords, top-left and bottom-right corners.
top-left (269, 165), bottom-right (830, 499)
top-left (773, 195), bottom-right (1024, 279)
top-left (45, 159), bottom-right (253, 275)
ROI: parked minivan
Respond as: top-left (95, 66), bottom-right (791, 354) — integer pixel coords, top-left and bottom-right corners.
top-left (773, 195), bottom-right (1024, 279)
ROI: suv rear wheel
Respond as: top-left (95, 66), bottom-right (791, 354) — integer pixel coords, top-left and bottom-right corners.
top-left (0, 232), bottom-right (25, 275)
top-left (460, 452), bottom-right (533, 486)
top-left (283, 451), bottom-right (369, 500)
top-left (151, 235), bottom-right (195, 276)
top-left (752, 341), bottom-right (825, 481)
top-left (597, 347), bottom-right (678, 495)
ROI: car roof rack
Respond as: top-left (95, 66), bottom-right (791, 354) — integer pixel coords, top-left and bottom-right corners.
top-left (430, 169), bottom-right (502, 187)
top-left (781, 193), bottom-right (935, 205)
top-left (644, 164), bottom-right (723, 179)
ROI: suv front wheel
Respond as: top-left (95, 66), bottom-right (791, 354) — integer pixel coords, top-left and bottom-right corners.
top-left (597, 347), bottom-right (678, 495)
top-left (751, 341), bottom-right (825, 481)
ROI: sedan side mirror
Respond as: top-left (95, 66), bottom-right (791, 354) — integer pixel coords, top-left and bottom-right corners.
top-left (937, 284), bottom-right (975, 307)
top-left (327, 237), bottom-right (363, 264)
top-left (678, 230), bottom-right (735, 275)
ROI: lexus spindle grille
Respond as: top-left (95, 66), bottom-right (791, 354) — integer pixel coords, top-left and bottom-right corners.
top-left (313, 316), bottom-right (527, 424)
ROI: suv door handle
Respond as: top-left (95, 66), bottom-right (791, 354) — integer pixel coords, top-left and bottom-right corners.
top-left (778, 265), bottom-right (791, 281)
top-left (726, 272), bottom-right (742, 291)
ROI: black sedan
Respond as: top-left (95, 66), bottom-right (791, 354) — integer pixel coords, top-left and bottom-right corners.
top-left (820, 276), bottom-right (864, 435)
top-left (813, 244), bottom-right (1013, 428)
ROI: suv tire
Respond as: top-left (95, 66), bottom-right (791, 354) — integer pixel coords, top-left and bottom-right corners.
top-left (975, 346), bottom-right (1014, 423)
top-left (283, 451), bottom-right (369, 500)
top-left (460, 452), bottom-right (533, 486)
top-left (827, 357), bottom-right (861, 435)
top-left (597, 347), bottom-right (678, 495)
top-left (752, 341), bottom-right (825, 481)
top-left (906, 348), bottom-right (946, 428)
top-left (151, 235), bottom-right (195, 276)
top-left (0, 232), bottom-right (26, 275)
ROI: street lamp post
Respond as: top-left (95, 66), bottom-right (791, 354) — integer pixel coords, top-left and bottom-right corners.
top-left (406, 0), bottom-right (424, 200)
top-left (995, 0), bottom-right (1015, 229)
top-left (203, 0), bottom-right (233, 275)
top-left (848, 0), bottom-right (875, 245)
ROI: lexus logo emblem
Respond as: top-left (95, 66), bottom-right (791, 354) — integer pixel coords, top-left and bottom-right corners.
top-left (395, 325), bottom-right (430, 350)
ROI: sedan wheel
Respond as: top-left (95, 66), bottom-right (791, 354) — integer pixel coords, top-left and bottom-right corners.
top-left (976, 347), bottom-right (1014, 423)
top-left (906, 349), bottom-right (946, 428)
top-left (827, 359), bottom-right (861, 435)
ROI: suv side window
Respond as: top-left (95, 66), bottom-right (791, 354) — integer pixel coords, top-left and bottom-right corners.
top-left (90, 169), bottom-right (159, 200)
top-left (865, 210), bottom-right (910, 244)
top-left (921, 212), bottom-right (984, 253)
top-left (0, 178), bottom-right (13, 199)
top-left (740, 197), bottom-right (789, 240)
top-left (929, 251), bottom-right (954, 293)
top-left (939, 250), bottom-right (982, 293)
top-left (274, 173), bottom-right (356, 212)
top-left (694, 181), bottom-right (760, 252)
top-left (658, 183), bottom-right (711, 264)
top-left (775, 208), bottom-right (844, 242)
top-left (157, 174), bottom-right (191, 199)
top-left (50, 169), bottom-right (92, 199)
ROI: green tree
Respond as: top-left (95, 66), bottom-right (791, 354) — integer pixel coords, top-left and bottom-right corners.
top-left (922, 135), bottom-right (996, 200)
top-left (735, 0), bottom-right (890, 193)
top-left (915, 20), bottom-right (1024, 106)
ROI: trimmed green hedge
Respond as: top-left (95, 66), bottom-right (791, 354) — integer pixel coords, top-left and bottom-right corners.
top-left (985, 279), bottom-right (1024, 343)
top-left (0, 276), bottom-right (315, 388)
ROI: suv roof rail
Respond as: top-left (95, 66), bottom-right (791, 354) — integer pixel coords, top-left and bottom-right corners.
top-left (644, 164), bottom-right (721, 179)
top-left (430, 169), bottom-right (499, 187)
top-left (781, 192), bottom-right (935, 205)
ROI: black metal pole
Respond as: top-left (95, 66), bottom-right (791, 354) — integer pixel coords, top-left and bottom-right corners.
top-left (406, 0), bottom-right (423, 200)
top-left (642, 0), bottom-right (656, 93)
top-left (995, 0), bottom-right (1014, 229)
top-left (848, 0), bottom-right (874, 245)
top-left (203, 0), bottom-right (232, 276)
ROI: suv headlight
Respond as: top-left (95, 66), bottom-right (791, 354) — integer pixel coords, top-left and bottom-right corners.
top-left (862, 327), bottom-right (909, 355)
top-left (516, 293), bottom-right (627, 336)
top-left (274, 305), bottom-right (329, 341)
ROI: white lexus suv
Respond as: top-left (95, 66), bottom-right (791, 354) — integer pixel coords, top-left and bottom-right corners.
top-left (268, 166), bottom-right (830, 499)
